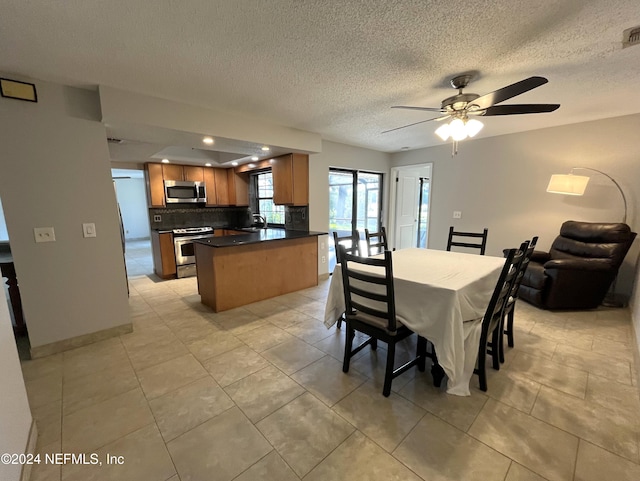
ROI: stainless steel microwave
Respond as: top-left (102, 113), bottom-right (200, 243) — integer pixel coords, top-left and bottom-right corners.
top-left (164, 180), bottom-right (207, 204)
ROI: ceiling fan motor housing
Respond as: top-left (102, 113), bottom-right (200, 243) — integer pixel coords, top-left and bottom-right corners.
top-left (441, 93), bottom-right (480, 112)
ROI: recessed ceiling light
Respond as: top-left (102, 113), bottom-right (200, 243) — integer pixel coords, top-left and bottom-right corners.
top-left (251, 156), bottom-right (259, 161)
top-left (161, 159), bottom-right (169, 163)
top-left (401, 147), bottom-right (410, 150)
top-left (248, 163), bottom-right (256, 168)
top-left (261, 146), bottom-right (270, 151)
top-left (231, 162), bottom-right (238, 166)
top-left (202, 137), bottom-right (214, 145)
top-left (205, 163), bottom-right (212, 167)
top-left (269, 159), bottom-right (274, 163)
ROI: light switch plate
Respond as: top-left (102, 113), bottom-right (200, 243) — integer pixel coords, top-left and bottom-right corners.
top-left (82, 223), bottom-right (97, 238)
top-left (34, 227), bottom-right (55, 243)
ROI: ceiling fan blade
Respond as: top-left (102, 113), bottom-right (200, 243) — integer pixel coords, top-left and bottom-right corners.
top-left (471, 76), bottom-right (549, 110)
top-left (391, 105), bottom-right (444, 112)
top-left (382, 116), bottom-right (449, 134)
top-left (482, 104), bottom-right (560, 116)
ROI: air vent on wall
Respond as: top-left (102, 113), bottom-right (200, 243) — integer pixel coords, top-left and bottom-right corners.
top-left (107, 137), bottom-right (124, 144)
top-left (623, 26), bottom-right (640, 48)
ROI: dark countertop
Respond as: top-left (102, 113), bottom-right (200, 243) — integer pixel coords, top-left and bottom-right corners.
top-left (194, 229), bottom-right (326, 248)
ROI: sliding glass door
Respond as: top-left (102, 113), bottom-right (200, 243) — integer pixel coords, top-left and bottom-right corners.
top-left (328, 169), bottom-right (383, 271)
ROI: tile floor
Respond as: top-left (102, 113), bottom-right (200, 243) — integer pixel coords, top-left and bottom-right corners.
top-left (22, 239), bottom-right (640, 481)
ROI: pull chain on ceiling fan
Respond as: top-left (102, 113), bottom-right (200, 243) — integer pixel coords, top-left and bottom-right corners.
top-left (384, 75), bottom-right (560, 155)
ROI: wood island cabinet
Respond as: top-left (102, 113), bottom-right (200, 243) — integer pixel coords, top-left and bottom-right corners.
top-left (271, 153), bottom-right (309, 206)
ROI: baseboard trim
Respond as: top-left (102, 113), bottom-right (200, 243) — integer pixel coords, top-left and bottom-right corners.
top-left (20, 419), bottom-right (37, 481)
top-left (631, 321), bottom-right (640, 388)
top-left (318, 273), bottom-right (330, 281)
top-left (30, 323), bottom-right (133, 359)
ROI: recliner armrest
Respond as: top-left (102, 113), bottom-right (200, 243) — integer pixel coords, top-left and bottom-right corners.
top-left (543, 258), bottom-right (612, 272)
top-left (530, 250), bottom-right (550, 263)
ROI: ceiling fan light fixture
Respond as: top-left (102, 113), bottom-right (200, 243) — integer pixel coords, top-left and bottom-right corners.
top-left (435, 123), bottom-right (451, 141)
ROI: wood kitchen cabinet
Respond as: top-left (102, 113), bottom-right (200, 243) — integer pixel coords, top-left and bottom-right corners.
top-left (151, 231), bottom-right (176, 278)
top-left (204, 168), bottom-right (231, 206)
top-left (272, 153), bottom-right (309, 206)
top-left (163, 164), bottom-right (204, 182)
top-left (145, 163), bottom-right (166, 207)
top-left (227, 170), bottom-right (249, 206)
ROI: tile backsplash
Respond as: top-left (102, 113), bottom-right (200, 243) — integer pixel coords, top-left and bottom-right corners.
top-left (149, 206), bottom-right (251, 230)
top-left (285, 206), bottom-right (309, 231)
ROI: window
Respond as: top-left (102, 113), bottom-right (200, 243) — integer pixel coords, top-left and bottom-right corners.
top-left (255, 171), bottom-right (285, 225)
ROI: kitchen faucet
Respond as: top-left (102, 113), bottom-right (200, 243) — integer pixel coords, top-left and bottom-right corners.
top-left (252, 213), bottom-right (268, 229)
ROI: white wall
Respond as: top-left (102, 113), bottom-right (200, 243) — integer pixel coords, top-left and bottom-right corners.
top-left (0, 292), bottom-right (32, 481)
top-left (391, 113), bottom-right (640, 354)
top-left (0, 76), bottom-right (129, 349)
top-left (309, 140), bottom-right (392, 275)
top-left (113, 177), bottom-right (151, 240)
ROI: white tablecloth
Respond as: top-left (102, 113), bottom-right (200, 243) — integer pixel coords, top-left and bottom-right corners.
top-left (324, 248), bottom-right (505, 396)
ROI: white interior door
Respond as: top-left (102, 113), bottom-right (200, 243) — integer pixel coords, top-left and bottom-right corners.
top-left (393, 165), bottom-right (432, 250)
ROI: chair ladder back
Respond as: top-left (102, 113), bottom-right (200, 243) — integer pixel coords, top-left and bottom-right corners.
top-left (447, 226), bottom-right (489, 255)
top-left (365, 226), bottom-right (388, 256)
top-left (475, 247), bottom-right (523, 391)
top-left (333, 231), bottom-right (361, 263)
top-left (339, 246), bottom-right (397, 332)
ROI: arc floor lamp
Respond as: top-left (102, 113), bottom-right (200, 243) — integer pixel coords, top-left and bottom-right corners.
top-left (546, 167), bottom-right (628, 223)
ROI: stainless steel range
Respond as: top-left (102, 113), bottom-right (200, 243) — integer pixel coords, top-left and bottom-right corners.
top-left (173, 227), bottom-right (215, 278)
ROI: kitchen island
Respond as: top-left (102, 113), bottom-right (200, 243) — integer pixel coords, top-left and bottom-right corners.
top-left (194, 229), bottom-right (325, 312)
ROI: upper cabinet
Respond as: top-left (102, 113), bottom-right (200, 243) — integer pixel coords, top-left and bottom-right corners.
top-left (271, 153), bottom-right (309, 206)
top-left (146, 163), bottom-right (166, 207)
top-left (227, 170), bottom-right (249, 206)
top-left (203, 168), bottom-right (230, 206)
top-left (163, 164), bottom-right (204, 182)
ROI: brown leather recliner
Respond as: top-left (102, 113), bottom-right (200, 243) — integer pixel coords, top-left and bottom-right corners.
top-left (519, 221), bottom-right (636, 309)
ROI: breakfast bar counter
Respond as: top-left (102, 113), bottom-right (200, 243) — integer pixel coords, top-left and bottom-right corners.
top-left (194, 229), bottom-right (325, 312)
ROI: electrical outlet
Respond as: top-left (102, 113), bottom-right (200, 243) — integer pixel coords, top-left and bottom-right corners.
top-left (34, 227), bottom-right (56, 243)
top-left (153, 215), bottom-right (162, 222)
top-left (453, 211), bottom-right (462, 219)
top-left (321, 256), bottom-right (326, 263)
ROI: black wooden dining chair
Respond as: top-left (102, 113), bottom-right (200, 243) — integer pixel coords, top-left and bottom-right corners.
top-left (364, 227), bottom-right (388, 256)
top-left (338, 245), bottom-right (427, 396)
top-left (475, 247), bottom-right (523, 391)
top-left (499, 236), bottom-right (538, 362)
top-left (446, 226), bottom-right (488, 255)
top-left (333, 231), bottom-right (362, 328)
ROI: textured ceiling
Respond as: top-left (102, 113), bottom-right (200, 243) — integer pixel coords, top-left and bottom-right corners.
top-left (1, 0), bottom-right (639, 153)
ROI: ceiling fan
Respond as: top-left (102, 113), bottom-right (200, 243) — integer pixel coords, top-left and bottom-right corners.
top-left (384, 74), bottom-right (560, 153)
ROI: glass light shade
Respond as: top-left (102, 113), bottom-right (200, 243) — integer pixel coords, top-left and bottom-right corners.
top-left (546, 174), bottom-right (590, 195)
top-left (449, 118), bottom-right (467, 141)
top-left (435, 123), bottom-right (451, 141)
top-left (466, 119), bottom-right (483, 137)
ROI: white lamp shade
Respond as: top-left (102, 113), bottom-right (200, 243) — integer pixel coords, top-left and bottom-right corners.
top-left (449, 118), bottom-right (467, 141)
top-left (466, 119), bottom-right (483, 137)
top-left (546, 174), bottom-right (590, 195)
top-left (435, 123), bottom-right (450, 141)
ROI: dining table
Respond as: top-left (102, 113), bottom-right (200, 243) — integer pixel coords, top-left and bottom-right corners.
top-left (323, 248), bottom-right (506, 396)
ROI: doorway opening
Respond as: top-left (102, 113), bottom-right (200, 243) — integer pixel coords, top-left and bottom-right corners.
top-left (389, 163), bottom-right (432, 250)
top-left (328, 168), bottom-right (383, 271)
top-left (112, 169), bottom-right (153, 278)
